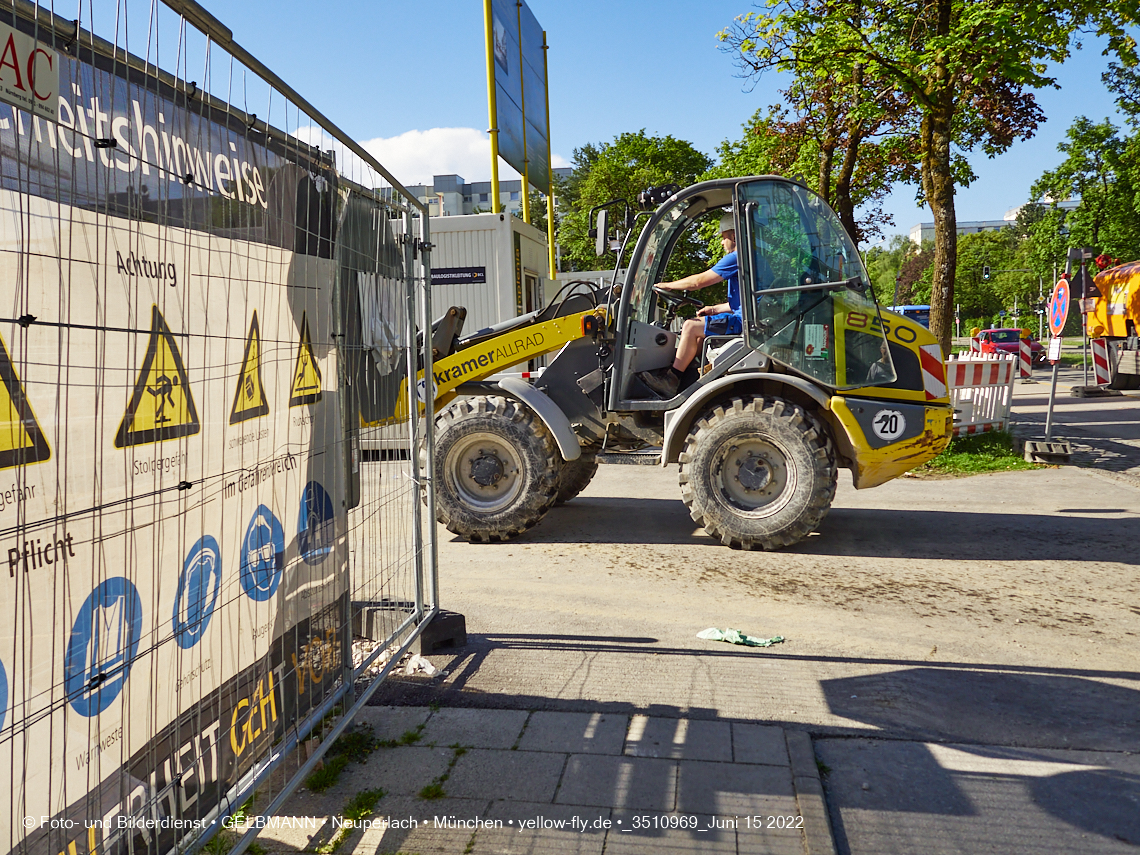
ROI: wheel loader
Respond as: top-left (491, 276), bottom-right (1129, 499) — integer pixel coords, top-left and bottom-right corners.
top-left (396, 176), bottom-right (952, 549)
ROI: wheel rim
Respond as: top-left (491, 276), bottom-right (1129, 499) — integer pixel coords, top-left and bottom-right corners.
top-left (446, 432), bottom-right (525, 512)
top-left (713, 435), bottom-right (795, 515)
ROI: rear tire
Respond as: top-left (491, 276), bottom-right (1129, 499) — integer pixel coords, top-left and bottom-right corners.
top-left (433, 396), bottom-right (560, 542)
top-left (554, 453), bottom-right (599, 505)
top-left (679, 396), bottom-right (836, 550)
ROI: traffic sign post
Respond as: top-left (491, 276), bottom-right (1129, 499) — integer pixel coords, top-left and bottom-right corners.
top-left (1045, 278), bottom-right (1070, 441)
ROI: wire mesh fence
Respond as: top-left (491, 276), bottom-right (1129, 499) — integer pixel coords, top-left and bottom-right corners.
top-left (0, 2), bottom-right (436, 853)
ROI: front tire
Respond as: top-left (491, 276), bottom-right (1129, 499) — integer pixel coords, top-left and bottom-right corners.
top-left (554, 453), bottom-right (599, 505)
top-left (679, 396), bottom-right (836, 550)
top-left (434, 396), bottom-right (560, 542)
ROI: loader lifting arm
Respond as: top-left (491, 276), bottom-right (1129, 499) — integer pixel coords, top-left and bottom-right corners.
top-left (383, 306), bottom-right (609, 425)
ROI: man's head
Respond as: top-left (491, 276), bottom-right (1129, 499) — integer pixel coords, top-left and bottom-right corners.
top-left (719, 212), bottom-right (736, 251)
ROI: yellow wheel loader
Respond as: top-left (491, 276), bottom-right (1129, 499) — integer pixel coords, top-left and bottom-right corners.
top-left (398, 176), bottom-right (952, 549)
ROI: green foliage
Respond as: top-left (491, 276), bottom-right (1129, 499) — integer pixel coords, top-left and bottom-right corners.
top-left (1030, 118), bottom-right (1140, 265)
top-left (378, 725), bottom-right (424, 748)
top-left (305, 755), bottom-right (350, 793)
top-left (918, 432), bottom-right (1042, 476)
top-left (512, 190), bottom-right (552, 234)
top-left (864, 235), bottom-right (917, 304)
top-left (416, 744), bottom-right (468, 801)
top-left (719, 0), bottom-right (1140, 350)
top-left (344, 789), bottom-right (386, 823)
top-left (305, 725), bottom-right (382, 792)
top-left (557, 130), bottom-right (712, 274)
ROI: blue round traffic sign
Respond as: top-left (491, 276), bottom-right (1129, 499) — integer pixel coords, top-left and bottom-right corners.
top-left (1049, 279), bottom-right (1070, 337)
top-left (65, 577), bottom-right (143, 716)
top-left (0, 658), bottom-right (7, 730)
top-left (173, 535), bottom-right (222, 649)
top-left (241, 505), bottom-right (285, 601)
top-left (298, 481), bottom-right (335, 565)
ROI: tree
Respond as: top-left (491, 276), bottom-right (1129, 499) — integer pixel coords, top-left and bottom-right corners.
top-left (707, 105), bottom-right (911, 246)
top-left (864, 234), bottom-right (918, 304)
top-left (557, 131), bottom-right (712, 273)
top-left (1030, 118), bottom-right (1140, 264)
top-left (719, 0), bottom-right (1140, 353)
top-left (717, 27), bottom-right (918, 247)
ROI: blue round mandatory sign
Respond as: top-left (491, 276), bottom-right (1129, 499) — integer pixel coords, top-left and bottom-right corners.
top-left (298, 481), bottom-right (335, 565)
top-left (65, 577), bottom-right (143, 717)
top-left (173, 535), bottom-right (222, 649)
top-left (241, 505), bottom-right (285, 601)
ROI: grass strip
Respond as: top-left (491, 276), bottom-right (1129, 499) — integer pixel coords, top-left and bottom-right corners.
top-left (917, 431), bottom-right (1042, 476)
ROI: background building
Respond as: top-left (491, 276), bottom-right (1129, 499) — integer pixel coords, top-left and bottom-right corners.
top-left (908, 200), bottom-right (1081, 245)
top-left (408, 168), bottom-right (574, 217)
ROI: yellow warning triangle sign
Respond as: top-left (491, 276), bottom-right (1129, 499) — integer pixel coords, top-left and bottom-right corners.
top-left (230, 312), bottom-right (270, 425)
top-left (288, 312), bottom-right (322, 407)
top-left (0, 331), bottom-right (50, 470)
top-left (115, 305), bottom-right (200, 448)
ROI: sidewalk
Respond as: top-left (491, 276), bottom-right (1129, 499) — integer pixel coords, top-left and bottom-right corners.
top-left (254, 707), bottom-right (833, 855)
top-left (1010, 366), bottom-right (1140, 479)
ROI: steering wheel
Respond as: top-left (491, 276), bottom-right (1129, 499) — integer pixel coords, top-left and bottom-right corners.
top-left (652, 285), bottom-right (704, 311)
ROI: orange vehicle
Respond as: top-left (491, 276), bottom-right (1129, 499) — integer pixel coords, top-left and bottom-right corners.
top-left (1084, 260), bottom-right (1140, 389)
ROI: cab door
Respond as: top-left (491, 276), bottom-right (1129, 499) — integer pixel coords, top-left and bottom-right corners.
top-left (736, 178), bottom-right (896, 390)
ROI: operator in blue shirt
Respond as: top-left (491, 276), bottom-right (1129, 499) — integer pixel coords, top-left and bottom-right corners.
top-left (639, 211), bottom-right (741, 398)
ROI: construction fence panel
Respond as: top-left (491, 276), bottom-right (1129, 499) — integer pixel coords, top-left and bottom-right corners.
top-left (946, 353), bottom-right (1017, 436)
top-left (0, 3), bottom-right (435, 854)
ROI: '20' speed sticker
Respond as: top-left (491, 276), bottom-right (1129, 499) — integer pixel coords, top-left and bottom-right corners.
top-left (872, 409), bottom-right (906, 441)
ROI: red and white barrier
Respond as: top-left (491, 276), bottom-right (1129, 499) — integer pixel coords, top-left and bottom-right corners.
top-left (1091, 338), bottom-right (1112, 385)
top-left (946, 352), bottom-right (1017, 437)
top-left (970, 336), bottom-right (981, 353)
top-left (919, 344), bottom-right (947, 400)
top-left (1018, 339), bottom-right (1033, 378)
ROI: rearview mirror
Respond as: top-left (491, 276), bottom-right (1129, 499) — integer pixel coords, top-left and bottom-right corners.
top-left (595, 210), bottom-right (608, 257)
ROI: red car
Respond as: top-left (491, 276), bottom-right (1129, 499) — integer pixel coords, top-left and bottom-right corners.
top-left (977, 328), bottom-right (1046, 365)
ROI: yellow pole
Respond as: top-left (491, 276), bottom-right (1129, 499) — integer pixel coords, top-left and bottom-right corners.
top-left (543, 30), bottom-right (556, 278)
top-left (517, 0), bottom-right (530, 224)
top-left (483, 0), bottom-right (500, 214)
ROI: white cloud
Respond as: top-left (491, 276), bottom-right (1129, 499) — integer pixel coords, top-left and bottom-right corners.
top-left (294, 125), bottom-right (569, 190)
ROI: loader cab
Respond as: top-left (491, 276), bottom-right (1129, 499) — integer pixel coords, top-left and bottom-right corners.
top-left (608, 176), bottom-right (894, 412)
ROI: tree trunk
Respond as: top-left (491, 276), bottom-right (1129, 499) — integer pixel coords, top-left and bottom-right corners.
top-left (833, 63), bottom-right (864, 246)
top-left (818, 138), bottom-right (835, 208)
top-left (834, 125), bottom-right (863, 246)
top-left (921, 98), bottom-right (957, 355)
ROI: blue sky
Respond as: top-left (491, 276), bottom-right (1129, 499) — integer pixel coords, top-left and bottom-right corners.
top-left (214, 0), bottom-right (1127, 242)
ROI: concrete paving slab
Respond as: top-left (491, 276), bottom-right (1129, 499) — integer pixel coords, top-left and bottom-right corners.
top-left (350, 706), bottom-right (433, 743)
top-left (625, 715), bottom-right (733, 761)
top-left (675, 760), bottom-right (797, 817)
top-left (339, 745), bottom-right (455, 797)
top-left (473, 802), bottom-right (610, 854)
top-left (419, 707), bottom-right (528, 749)
top-left (736, 822), bottom-right (811, 855)
top-left (606, 811), bottom-right (735, 854)
top-left (734, 723), bottom-right (791, 766)
top-left (253, 815), bottom-right (337, 853)
top-left (445, 748), bottom-right (567, 802)
top-left (817, 737), bottom-right (1140, 855)
top-left (347, 796), bottom-right (491, 855)
top-left (555, 754), bottom-right (677, 811)
top-left (516, 710), bottom-right (628, 755)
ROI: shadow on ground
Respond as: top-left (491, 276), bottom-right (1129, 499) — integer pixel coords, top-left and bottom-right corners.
top-left (471, 496), bottom-right (1140, 565)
